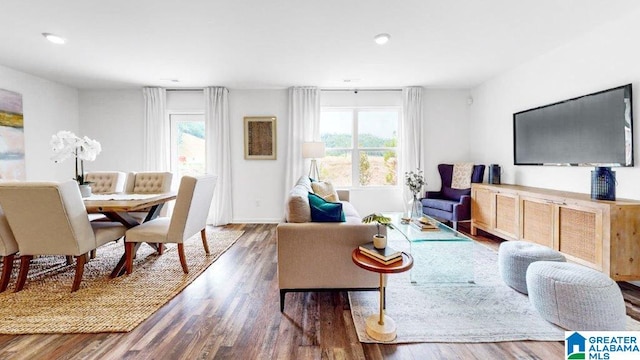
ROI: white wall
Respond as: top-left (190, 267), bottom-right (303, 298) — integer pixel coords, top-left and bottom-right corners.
top-left (0, 64), bottom-right (79, 181)
top-left (79, 90), bottom-right (144, 173)
top-left (469, 7), bottom-right (640, 199)
top-left (229, 89), bottom-right (288, 223)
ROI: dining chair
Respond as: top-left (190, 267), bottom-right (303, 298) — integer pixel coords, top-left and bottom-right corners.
top-left (125, 175), bottom-right (217, 274)
top-left (0, 181), bottom-right (126, 292)
top-left (85, 171), bottom-right (127, 193)
top-left (0, 206), bottom-right (18, 292)
top-left (124, 171), bottom-right (174, 223)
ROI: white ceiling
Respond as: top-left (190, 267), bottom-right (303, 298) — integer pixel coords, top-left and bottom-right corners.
top-left (0, 0), bottom-right (638, 90)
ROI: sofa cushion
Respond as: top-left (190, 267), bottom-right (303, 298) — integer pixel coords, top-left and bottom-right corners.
top-left (311, 181), bottom-right (339, 202)
top-left (285, 184), bottom-right (312, 223)
top-left (421, 198), bottom-right (457, 212)
top-left (296, 175), bottom-right (314, 193)
top-left (442, 186), bottom-right (471, 201)
top-left (308, 193), bottom-right (345, 222)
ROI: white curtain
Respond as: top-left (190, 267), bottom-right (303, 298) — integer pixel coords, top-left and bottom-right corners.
top-left (284, 87), bottom-right (320, 194)
top-left (142, 87), bottom-right (168, 171)
top-left (204, 87), bottom-right (233, 225)
top-left (400, 87), bottom-right (425, 205)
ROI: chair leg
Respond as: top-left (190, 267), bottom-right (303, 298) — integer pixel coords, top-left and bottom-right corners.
top-left (201, 228), bottom-right (210, 254)
top-left (125, 242), bottom-right (135, 275)
top-left (157, 243), bottom-right (164, 255)
top-left (71, 253), bottom-right (88, 292)
top-left (65, 255), bottom-right (73, 265)
top-left (90, 249), bottom-right (97, 259)
top-left (452, 221), bottom-right (458, 230)
top-left (0, 254), bottom-right (14, 292)
top-left (178, 244), bottom-right (188, 273)
top-left (15, 255), bottom-right (33, 292)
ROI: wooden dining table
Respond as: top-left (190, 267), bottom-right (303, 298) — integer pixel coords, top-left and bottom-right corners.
top-left (83, 192), bottom-right (177, 277)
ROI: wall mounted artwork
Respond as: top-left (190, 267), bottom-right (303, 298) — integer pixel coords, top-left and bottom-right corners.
top-left (0, 89), bottom-right (25, 180)
top-left (244, 116), bottom-right (277, 160)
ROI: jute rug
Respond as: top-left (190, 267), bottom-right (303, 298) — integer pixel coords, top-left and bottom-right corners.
top-left (0, 228), bottom-right (243, 334)
top-left (349, 237), bottom-right (640, 343)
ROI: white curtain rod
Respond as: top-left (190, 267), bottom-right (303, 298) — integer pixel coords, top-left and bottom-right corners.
top-left (321, 88), bottom-right (402, 92)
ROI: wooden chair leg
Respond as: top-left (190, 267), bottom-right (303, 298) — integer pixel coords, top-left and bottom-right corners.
top-left (71, 253), bottom-right (88, 292)
top-left (15, 255), bottom-right (33, 292)
top-left (157, 243), bottom-right (164, 255)
top-left (201, 228), bottom-right (210, 254)
top-left (90, 249), bottom-right (97, 259)
top-left (178, 244), bottom-right (188, 273)
top-left (66, 255), bottom-right (73, 265)
top-left (125, 242), bottom-right (135, 275)
top-left (0, 254), bottom-right (14, 292)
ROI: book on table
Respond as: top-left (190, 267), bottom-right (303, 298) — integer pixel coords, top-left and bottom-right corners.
top-left (359, 250), bottom-right (403, 265)
top-left (411, 219), bottom-right (439, 231)
top-left (358, 242), bottom-right (402, 264)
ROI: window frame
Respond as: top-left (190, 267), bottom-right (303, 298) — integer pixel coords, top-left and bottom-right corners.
top-left (320, 106), bottom-right (401, 190)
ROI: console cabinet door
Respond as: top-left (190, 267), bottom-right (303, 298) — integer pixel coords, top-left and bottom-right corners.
top-left (556, 204), bottom-right (603, 271)
top-left (494, 192), bottom-right (519, 240)
top-left (471, 186), bottom-right (493, 230)
top-left (520, 197), bottom-right (554, 248)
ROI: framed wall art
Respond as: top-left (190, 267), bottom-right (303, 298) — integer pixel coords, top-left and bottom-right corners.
top-left (244, 116), bottom-right (276, 160)
top-left (0, 88), bottom-right (25, 180)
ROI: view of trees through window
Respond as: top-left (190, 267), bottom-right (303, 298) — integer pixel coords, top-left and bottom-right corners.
top-left (170, 114), bottom-right (205, 180)
top-left (319, 108), bottom-right (399, 187)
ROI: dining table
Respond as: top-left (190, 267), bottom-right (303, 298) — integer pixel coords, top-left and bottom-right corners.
top-left (83, 192), bottom-right (177, 277)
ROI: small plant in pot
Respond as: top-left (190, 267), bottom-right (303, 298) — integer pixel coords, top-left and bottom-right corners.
top-left (362, 213), bottom-right (393, 249)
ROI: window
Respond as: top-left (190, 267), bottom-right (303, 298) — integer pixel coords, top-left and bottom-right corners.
top-left (319, 108), bottom-right (399, 188)
top-left (169, 113), bottom-right (206, 180)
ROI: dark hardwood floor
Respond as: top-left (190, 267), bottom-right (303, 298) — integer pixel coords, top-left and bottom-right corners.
top-left (0, 222), bottom-right (604, 359)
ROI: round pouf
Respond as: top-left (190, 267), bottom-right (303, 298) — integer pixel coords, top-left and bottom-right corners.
top-left (498, 241), bottom-right (566, 294)
top-left (527, 261), bottom-right (626, 330)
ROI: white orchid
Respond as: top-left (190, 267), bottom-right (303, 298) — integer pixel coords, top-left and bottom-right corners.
top-left (50, 131), bottom-right (102, 185)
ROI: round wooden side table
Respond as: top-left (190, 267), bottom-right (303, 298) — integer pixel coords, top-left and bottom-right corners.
top-left (351, 248), bottom-right (413, 342)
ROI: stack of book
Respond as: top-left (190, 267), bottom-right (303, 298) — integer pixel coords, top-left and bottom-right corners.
top-left (358, 243), bottom-right (402, 265)
top-left (411, 217), bottom-right (439, 231)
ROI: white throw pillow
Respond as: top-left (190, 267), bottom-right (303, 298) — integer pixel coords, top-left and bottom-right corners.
top-left (311, 181), bottom-right (339, 202)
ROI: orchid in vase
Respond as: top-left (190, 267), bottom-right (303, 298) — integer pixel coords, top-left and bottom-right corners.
top-left (50, 131), bottom-right (102, 186)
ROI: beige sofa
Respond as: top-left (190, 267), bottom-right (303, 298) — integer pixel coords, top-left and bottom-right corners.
top-left (276, 176), bottom-right (383, 311)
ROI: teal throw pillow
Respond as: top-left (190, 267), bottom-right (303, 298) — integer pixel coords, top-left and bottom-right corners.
top-left (308, 192), bottom-right (345, 222)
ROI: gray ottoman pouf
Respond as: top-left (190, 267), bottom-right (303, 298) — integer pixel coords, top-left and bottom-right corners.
top-left (526, 261), bottom-right (626, 330)
top-left (498, 241), bottom-right (566, 294)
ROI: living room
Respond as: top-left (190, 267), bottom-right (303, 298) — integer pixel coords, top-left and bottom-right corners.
top-left (2, 1), bottom-right (640, 359)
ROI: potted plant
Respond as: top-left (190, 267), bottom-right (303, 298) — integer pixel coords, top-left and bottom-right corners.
top-left (50, 130), bottom-right (102, 197)
top-left (362, 213), bottom-right (393, 249)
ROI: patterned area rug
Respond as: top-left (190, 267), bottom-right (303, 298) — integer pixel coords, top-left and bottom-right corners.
top-left (0, 228), bottom-right (243, 334)
top-left (349, 237), bottom-right (640, 343)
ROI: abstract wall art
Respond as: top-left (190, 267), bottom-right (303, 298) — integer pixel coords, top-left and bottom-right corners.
top-left (0, 88), bottom-right (25, 180)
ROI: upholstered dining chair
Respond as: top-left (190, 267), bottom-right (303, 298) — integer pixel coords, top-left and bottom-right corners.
top-left (0, 181), bottom-right (126, 292)
top-left (85, 171), bottom-right (127, 193)
top-left (124, 171), bottom-right (174, 223)
top-left (125, 175), bottom-right (217, 274)
top-left (0, 206), bottom-right (18, 292)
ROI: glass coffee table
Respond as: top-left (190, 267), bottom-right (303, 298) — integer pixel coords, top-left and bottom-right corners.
top-left (383, 213), bottom-right (475, 284)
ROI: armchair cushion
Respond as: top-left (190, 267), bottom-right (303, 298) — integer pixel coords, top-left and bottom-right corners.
top-left (421, 198), bottom-right (457, 213)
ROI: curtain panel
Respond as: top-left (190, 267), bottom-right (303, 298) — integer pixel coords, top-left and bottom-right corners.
top-left (204, 87), bottom-right (233, 225)
top-left (284, 87), bottom-right (320, 194)
top-left (401, 86), bottom-right (425, 206)
top-left (142, 87), bottom-right (168, 171)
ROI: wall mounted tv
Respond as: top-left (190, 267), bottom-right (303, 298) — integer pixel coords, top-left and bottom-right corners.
top-left (513, 84), bottom-right (633, 167)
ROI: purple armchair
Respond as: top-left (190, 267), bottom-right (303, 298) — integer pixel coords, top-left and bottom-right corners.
top-left (420, 164), bottom-right (485, 230)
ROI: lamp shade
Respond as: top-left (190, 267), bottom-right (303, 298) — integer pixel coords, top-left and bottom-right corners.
top-left (302, 142), bottom-right (325, 158)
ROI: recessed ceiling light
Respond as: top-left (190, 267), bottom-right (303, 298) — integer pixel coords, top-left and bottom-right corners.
top-left (374, 33), bottom-right (391, 45)
top-left (42, 33), bottom-right (66, 45)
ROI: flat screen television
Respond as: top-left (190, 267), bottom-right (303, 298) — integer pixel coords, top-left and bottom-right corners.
top-left (513, 84), bottom-right (633, 167)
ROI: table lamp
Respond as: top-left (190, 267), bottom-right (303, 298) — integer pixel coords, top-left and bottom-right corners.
top-left (302, 142), bottom-right (325, 180)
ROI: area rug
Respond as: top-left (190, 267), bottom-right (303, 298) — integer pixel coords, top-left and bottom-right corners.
top-left (349, 237), bottom-right (640, 343)
top-left (0, 228), bottom-right (243, 334)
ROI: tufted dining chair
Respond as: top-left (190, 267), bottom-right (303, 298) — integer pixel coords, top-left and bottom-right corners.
top-left (0, 206), bottom-right (18, 292)
top-left (0, 181), bottom-right (126, 292)
top-left (85, 171), bottom-right (126, 194)
top-left (125, 175), bottom-right (217, 274)
top-left (124, 171), bottom-right (174, 223)
top-left (125, 171), bottom-right (173, 194)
